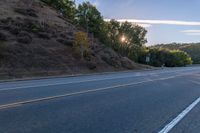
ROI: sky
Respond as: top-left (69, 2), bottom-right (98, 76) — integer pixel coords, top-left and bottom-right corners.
top-left (76, 0), bottom-right (200, 45)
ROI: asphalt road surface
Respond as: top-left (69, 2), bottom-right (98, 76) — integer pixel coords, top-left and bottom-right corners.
top-left (0, 67), bottom-right (200, 133)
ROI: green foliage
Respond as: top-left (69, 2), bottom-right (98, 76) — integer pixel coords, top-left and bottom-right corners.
top-left (181, 44), bottom-right (200, 64)
top-left (106, 20), bottom-right (121, 50)
top-left (153, 43), bottom-right (200, 64)
top-left (42, 0), bottom-right (76, 20)
top-left (106, 19), bottom-right (147, 60)
top-left (170, 50), bottom-right (193, 66)
top-left (40, 0), bottom-right (192, 67)
top-left (128, 46), bottom-right (148, 63)
top-left (119, 22), bottom-right (147, 46)
top-left (146, 48), bottom-right (192, 67)
top-left (42, 0), bottom-right (148, 62)
top-left (76, 2), bottom-right (108, 43)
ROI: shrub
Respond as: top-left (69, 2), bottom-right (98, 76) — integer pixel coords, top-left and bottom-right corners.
top-left (146, 48), bottom-right (193, 67)
top-left (73, 31), bottom-right (90, 59)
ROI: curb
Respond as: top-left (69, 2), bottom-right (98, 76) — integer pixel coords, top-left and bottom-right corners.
top-left (0, 68), bottom-right (161, 83)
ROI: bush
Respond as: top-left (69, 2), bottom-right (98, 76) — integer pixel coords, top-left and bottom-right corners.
top-left (167, 50), bottom-right (193, 67)
top-left (73, 31), bottom-right (90, 59)
top-left (146, 48), bottom-right (192, 67)
top-left (128, 46), bottom-right (148, 62)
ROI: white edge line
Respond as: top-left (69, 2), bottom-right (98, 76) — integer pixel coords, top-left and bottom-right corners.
top-left (0, 75), bottom-right (143, 92)
top-left (0, 72), bottom-right (169, 92)
top-left (0, 69), bottom-right (196, 92)
top-left (190, 80), bottom-right (200, 85)
top-left (0, 75), bottom-right (181, 110)
top-left (158, 97), bottom-right (200, 133)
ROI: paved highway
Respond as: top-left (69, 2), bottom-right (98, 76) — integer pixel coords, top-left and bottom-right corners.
top-left (0, 67), bottom-right (200, 133)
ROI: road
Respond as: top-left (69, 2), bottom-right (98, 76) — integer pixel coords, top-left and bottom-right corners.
top-left (0, 67), bottom-right (200, 133)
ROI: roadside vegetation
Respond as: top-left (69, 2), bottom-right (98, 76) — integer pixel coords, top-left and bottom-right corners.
top-left (141, 48), bottom-right (192, 67)
top-left (153, 43), bottom-right (200, 64)
top-left (41, 0), bottom-right (193, 67)
top-left (0, 0), bottom-right (192, 80)
top-left (73, 31), bottom-right (90, 59)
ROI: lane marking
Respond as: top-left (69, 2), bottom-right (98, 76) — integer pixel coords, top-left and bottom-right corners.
top-left (190, 80), bottom-right (200, 85)
top-left (158, 97), bottom-right (200, 133)
top-left (0, 72), bottom-right (176, 92)
top-left (0, 76), bottom-right (147, 92)
top-left (0, 75), bottom-right (183, 110)
top-left (0, 69), bottom-right (196, 92)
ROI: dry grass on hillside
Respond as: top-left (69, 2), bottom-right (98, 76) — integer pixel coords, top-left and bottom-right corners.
top-left (0, 0), bottom-right (151, 79)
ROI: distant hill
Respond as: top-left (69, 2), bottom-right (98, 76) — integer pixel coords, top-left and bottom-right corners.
top-left (152, 43), bottom-right (200, 64)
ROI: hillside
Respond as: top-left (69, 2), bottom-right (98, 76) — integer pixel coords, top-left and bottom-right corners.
top-left (0, 0), bottom-right (150, 79)
top-left (153, 43), bottom-right (200, 64)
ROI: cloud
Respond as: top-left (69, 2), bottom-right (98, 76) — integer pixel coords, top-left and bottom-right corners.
top-left (137, 23), bottom-right (152, 28)
top-left (104, 19), bottom-right (200, 26)
top-left (181, 30), bottom-right (200, 36)
top-left (185, 33), bottom-right (200, 36)
top-left (104, 19), bottom-right (152, 28)
top-left (181, 30), bottom-right (200, 33)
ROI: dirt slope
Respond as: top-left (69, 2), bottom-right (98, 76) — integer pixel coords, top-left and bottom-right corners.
top-left (0, 0), bottom-right (150, 79)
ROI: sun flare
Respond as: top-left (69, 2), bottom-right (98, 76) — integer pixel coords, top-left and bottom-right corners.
top-left (121, 36), bottom-right (126, 42)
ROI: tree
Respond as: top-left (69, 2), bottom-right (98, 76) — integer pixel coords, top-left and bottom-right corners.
top-left (42, 0), bottom-right (149, 63)
top-left (76, 2), bottom-right (107, 41)
top-left (42, 0), bottom-right (76, 20)
top-left (107, 19), bottom-right (121, 50)
top-left (147, 48), bottom-right (193, 67)
top-left (119, 22), bottom-right (147, 47)
top-left (106, 20), bottom-right (148, 60)
top-left (74, 31), bottom-right (90, 59)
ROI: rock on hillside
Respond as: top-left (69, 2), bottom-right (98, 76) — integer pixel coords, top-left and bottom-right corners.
top-left (0, 0), bottom-right (150, 79)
